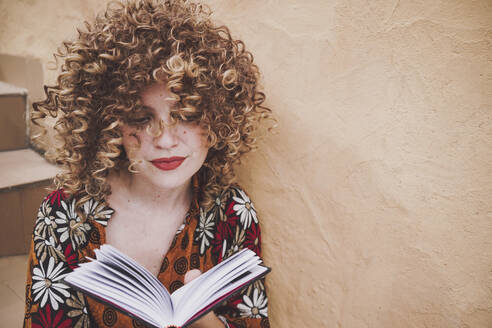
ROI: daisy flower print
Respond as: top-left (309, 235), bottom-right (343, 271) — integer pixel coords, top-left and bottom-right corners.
top-left (195, 208), bottom-right (215, 255)
top-left (31, 257), bottom-right (70, 310)
top-left (34, 199), bottom-right (57, 239)
top-left (82, 199), bottom-right (114, 226)
top-left (55, 199), bottom-right (91, 249)
top-left (237, 288), bottom-right (268, 318)
top-left (233, 188), bottom-right (258, 229)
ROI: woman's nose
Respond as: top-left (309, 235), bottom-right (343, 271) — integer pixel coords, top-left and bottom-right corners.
top-left (153, 118), bottom-right (179, 149)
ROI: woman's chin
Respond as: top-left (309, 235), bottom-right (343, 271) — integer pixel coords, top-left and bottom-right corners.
top-left (141, 168), bottom-right (194, 191)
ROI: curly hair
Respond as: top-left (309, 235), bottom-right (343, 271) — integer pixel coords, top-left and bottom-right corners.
top-left (32, 0), bottom-right (273, 210)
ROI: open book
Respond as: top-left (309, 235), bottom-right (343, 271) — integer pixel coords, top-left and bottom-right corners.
top-left (64, 244), bottom-right (270, 328)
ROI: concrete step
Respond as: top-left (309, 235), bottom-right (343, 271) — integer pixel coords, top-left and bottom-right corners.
top-left (0, 82), bottom-right (28, 151)
top-left (0, 55), bottom-right (48, 154)
top-left (0, 149), bottom-right (59, 190)
top-left (0, 149), bottom-right (61, 256)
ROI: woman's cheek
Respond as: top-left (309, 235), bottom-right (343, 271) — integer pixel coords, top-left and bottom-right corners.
top-left (122, 129), bottom-right (143, 159)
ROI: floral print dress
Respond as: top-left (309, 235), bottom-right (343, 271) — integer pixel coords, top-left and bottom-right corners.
top-left (23, 177), bottom-right (270, 328)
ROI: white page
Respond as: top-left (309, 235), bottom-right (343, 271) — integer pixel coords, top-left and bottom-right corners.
top-left (97, 246), bottom-right (168, 302)
top-left (171, 251), bottom-right (264, 325)
top-left (90, 259), bottom-right (164, 315)
top-left (81, 264), bottom-right (152, 303)
top-left (170, 249), bottom-right (253, 308)
top-left (175, 265), bottom-right (268, 326)
top-left (175, 253), bottom-right (258, 310)
top-left (71, 263), bottom-right (162, 317)
top-left (97, 245), bottom-right (173, 318)
top-left (174, 259), bottom-right (264, 324)
top-left (89, 251), bottom-right (167, 319)
top-left (96, 259), bottom-right (158, 301)
top-left (66, 246), bottom-right (269, 328)
top-left (188, 259), bottom-right (263, 308)
top-left (65, 273), bottom-right (162, 327)
top-left (206, 265), bottom-right (267, 302)
top-left (95, 248), bottom-right (159, 296)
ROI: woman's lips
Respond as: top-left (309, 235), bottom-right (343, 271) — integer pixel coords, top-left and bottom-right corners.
top-left (150, 156), bottom-right (185, 171)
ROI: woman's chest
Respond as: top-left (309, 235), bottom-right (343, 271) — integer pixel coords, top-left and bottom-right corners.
top-left (81, 197), bottom-right (221, 327)
top-left (84, 216), bottom-right (215, 328)
top-left (104, 211), bottom-right (185, 276)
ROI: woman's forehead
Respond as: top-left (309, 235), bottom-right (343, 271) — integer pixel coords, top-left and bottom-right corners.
top-left (138, 83), bottom-right (179, 111)
top-left (140, 83), bottom-right (174, 102)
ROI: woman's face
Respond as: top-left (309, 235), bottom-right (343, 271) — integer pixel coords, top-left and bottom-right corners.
top-left (120, 83), bottom-right (209, 190)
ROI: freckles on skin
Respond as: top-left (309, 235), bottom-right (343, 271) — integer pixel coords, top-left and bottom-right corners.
top-left (118, 83), bottom-right (211, 190)
top-left (120, 127), bottom-right (144, 161)
top-left (126, 130), bottom-right (141, 147)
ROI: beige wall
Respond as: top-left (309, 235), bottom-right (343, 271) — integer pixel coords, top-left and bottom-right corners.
top-left (2, 0), bottom-right (492, 327)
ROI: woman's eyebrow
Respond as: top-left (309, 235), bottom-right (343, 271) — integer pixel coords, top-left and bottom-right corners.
top-left (140, 105), bottom-right (155, 112)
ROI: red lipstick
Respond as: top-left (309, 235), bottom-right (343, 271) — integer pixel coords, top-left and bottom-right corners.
top-left (151, 156), bottom-right (185, 171)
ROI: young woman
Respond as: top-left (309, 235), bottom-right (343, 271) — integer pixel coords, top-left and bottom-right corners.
top-left (24, 1), bottom-right (273, 327)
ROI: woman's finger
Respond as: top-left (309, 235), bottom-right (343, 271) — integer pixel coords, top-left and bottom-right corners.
top-left (184, 269), bottom-right (202, 284)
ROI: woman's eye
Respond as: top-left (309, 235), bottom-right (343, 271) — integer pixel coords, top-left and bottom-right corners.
top-left (129, 116), bottom-right (152, 125)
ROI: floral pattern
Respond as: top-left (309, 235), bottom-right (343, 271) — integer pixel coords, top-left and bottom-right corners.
top-left (224, 226), bottom-right (246, 259)
top-left (33, 234), bottom-right (65, 264)
top-left (34, 200), bottom-right (57, 239)
top-left (211, 194), bottom-right (227, 223)
top-left (244, 222), bottom-right (261, 255)
top-left (237, 289), bottom-right (268, 318)
top-left (24, 184), bottom-right (269, 327)
top-left (233, 188), bottom-right (258, 229)
top-left (32, 304), bottom-right (72, 328)
top-left (82, 199), bottom-right (114, 226)
top-left (195, 208), bottom-right (216, 255)
top-left (46, 189), bottom-right (67, 207)
top-left (31, 257), bottom-right (70, 310)
top-left (201, 187), bottom-right (268, 321)
top-left (66, 291), bottom-right (91, 328)
top-left (64, 243), bottom-right (79, 270)
top-left (55, 199), bottom-right (91, 249)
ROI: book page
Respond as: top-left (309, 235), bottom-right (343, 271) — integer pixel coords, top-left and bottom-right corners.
top-left (65, 269), bottom-right (162, 327)
top-left (95, 248), bottom-right (167, 313)
top-left (177, 261), bottom-right (266, 324)
top-left (185, 265), bottom-right (269, 325)
top-left (65, 246), bottom-right (270, 328)
top-left (66, 245), bottom-right (174, 326)
top-left (97, 245), bottom-right (172, 314)
top-left (89, 258), bottom-right (163, 314)
top-left (171, 249), bottom-right (253, 307)
top-left (170, 249), bottom-right (268, 326)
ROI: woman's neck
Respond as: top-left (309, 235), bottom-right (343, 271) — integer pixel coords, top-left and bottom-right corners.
top-left (107, 170), bottom-right (193, 214)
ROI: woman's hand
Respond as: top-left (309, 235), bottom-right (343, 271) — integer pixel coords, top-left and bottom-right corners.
top-left (184, 269), bottom-right (227, 328)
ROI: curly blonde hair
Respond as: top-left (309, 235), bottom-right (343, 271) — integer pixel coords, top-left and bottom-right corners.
top-left (32, 0), bottom-right (273, 210)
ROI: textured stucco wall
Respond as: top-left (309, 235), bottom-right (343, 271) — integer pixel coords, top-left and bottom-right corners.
top-left (1, 0), bottom-right (492, 327)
